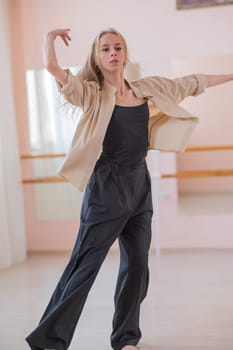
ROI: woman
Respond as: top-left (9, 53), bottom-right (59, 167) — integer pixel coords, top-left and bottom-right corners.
top-left (26, 28), bottom-right (233, 350)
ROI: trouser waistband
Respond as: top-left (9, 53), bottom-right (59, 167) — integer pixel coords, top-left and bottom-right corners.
top-left (95, 153), bottom-right (146, 173)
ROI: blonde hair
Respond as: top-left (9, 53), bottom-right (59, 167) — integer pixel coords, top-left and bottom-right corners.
top-left (78, 28), bottom-right (129, 88)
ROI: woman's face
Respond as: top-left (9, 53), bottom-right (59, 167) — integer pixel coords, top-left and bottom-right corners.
top-left (98, 33), bottom-right (126, 74)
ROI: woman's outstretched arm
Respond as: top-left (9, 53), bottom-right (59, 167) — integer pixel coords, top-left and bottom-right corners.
top-left (43, 28), bottom-right (71, 87)
top-left (206, 74), bottom-right (233, 88)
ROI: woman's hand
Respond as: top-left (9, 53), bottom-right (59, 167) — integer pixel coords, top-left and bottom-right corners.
top-left (47, 28), bottom-right (72, 46)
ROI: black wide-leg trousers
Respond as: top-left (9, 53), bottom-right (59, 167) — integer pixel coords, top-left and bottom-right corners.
top-left (26, 158), bottom-right (153, 350)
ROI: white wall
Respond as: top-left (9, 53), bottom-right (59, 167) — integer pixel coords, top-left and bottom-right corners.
top-left (19, 0), bottom-right (233, 76)
top-left (173, 55), bottom-right (233, 193)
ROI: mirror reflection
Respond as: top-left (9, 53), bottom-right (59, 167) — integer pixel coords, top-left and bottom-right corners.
top-left (25, 67), bottom-right (84, 220)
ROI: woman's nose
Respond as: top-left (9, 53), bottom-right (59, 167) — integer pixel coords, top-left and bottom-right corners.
top-left (110, 49), bottom-right (117, 56)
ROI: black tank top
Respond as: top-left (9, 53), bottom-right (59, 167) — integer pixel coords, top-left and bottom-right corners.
top-left (102, 101), bottom-right (149, 166)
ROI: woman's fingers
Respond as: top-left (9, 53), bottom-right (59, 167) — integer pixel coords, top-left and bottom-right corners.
top-left (60, 29), bottom-right (71, 46)
top-left (56, 29), bottom-right (71, 46)
top-left (61, 33), bottom-right (71, 46)
top-left (66, 33), bottom-right (71, 41)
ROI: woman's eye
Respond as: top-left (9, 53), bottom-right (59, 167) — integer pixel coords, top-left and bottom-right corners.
top-left (101, 46), bottom-right (122, 52)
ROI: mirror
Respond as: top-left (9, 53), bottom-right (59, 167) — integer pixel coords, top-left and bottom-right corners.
top-left (25, 67), bottom-right (84, 221)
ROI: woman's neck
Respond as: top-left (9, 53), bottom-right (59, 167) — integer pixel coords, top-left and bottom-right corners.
top-left (104, 72), bottom-right (128, 95)
top-left (104, 71), bottom-right (146, 106)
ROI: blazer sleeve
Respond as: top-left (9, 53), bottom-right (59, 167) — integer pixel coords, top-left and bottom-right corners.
top-left (148, 74), bottom-right (208, 104)
top-left (57, 69), bottom-right (96, 108)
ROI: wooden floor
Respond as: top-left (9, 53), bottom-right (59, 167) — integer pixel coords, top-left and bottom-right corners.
top-left (1, 250), bottom-right (233, 350)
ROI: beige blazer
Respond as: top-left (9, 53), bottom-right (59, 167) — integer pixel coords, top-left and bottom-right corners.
top-left (58, 71), bottom-right (207, 191)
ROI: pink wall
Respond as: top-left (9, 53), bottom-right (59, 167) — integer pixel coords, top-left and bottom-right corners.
top-left (8, 0), bottom-right (80, 251)
top-left (8, 0), bottom-right (233, 251)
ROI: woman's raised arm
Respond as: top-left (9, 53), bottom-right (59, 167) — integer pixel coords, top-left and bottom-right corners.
top-left (43, 28), bottom-right (71, 87)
